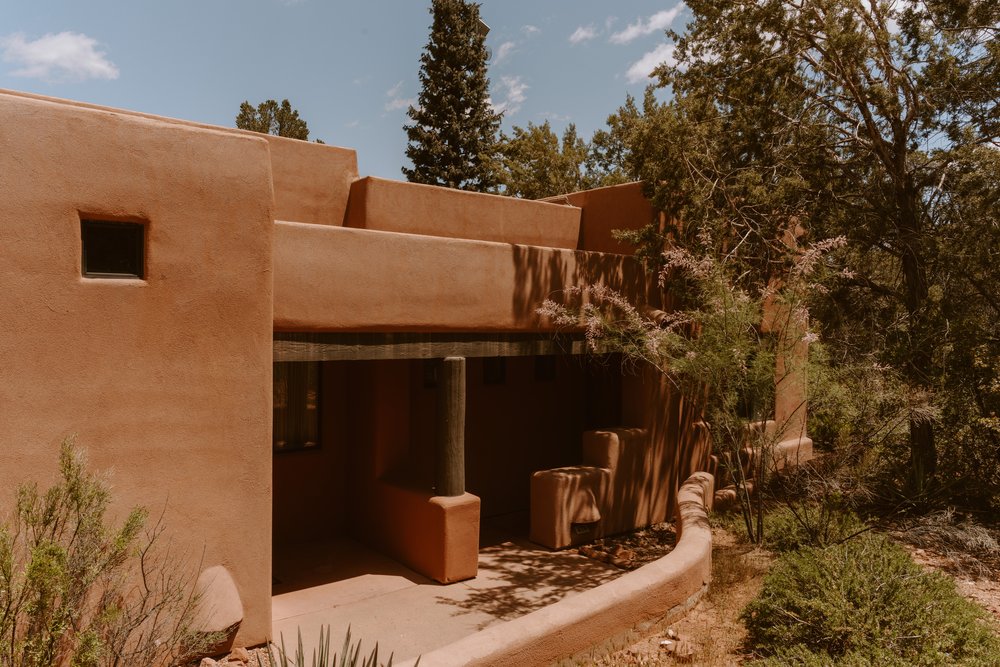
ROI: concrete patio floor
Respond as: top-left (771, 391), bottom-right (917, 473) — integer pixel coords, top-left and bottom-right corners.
top-left (271, 522), bottom-right (623, 663)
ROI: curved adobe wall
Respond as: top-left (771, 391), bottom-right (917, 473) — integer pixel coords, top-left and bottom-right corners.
top-left (397, 472), bottom-right (714, 667)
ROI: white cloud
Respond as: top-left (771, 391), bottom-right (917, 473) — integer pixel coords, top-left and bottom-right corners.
top-left (384, 80), bottom-right (414, 112)
top-left (626, 43), bottom-right (676, 83)
top-left (495, 40), bottom-right (516, 64)
top-left (610, 3), bottom-right (685, 44)
top-left (522, 25), bottom-right (540, 36)
top-left (345, 120), bottom-right (360, 128)
top-left (569, 25), bottom-right (598, 44)
top-left (1, 31), bottom-right (119, 82)
top-left (605, 16), bottom-right (619, 31)
top-left (540, 111), bottom-right (572, 122)
top-left (492, 75), bottom-right (528, 115)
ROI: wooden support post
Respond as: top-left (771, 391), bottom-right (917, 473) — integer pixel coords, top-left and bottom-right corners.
top-left (435, 356), bottom-right (466, 497)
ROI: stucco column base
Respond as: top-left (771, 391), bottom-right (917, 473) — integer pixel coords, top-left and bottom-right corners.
top-left (363, 483), bottom-right (480, 584)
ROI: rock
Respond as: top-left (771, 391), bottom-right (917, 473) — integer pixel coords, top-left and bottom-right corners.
top-left (666, 628), bottom-right (678, 639)
top-left (199, 659), bottom-right (218, 667)
top-left (227, 647), bottom-right (250, 663)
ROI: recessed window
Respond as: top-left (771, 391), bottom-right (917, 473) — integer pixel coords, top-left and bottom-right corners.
top-left (273, 362), bottom-right (320, 452)
top-left (81, 220), bottom-right (145, 278)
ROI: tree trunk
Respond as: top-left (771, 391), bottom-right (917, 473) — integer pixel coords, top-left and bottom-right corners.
top-left (898, 181), bottom-right (937, 493)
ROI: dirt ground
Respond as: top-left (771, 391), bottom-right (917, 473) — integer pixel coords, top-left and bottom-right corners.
top-left (587, 528), bottom-right (774, 667)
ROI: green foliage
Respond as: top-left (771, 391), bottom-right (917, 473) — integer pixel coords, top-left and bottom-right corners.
top-left (236, 99), bottom-right (311, 140)
top-left (743, 534), bottom-right (1000, 665)
top-left (268, 625), bottom-right (406, 667)
top-left (496, 119), bottom-right (631, 199)
top-left (497, 122), bottom-right (590, 199)
top-left (763, 503), bottom-right (866, 553)
top-left (608, 0), bottom-right (1000, 496)
top-left (0, 439), bottom-right (215, 666)
top-left (402, 0), bottom-right (500, 192)
top-left (540, 231), bottom-right (843, 542)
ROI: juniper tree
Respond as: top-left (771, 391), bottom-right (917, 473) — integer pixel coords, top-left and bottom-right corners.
top-left (606, 0), bottom-right (999, 496)
top-left (403, 0), bottom-right (501, 191)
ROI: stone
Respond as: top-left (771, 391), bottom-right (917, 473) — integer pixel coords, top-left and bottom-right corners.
top-left (199, 659), bottom-right (218, 667)
top-left (227, 647), bottom-right (250, 663)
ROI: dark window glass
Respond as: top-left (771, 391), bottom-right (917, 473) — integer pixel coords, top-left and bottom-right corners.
top-left (81, 220), bottom-right (145, 278)
top-left (273, 362), bottom-right (320, 452)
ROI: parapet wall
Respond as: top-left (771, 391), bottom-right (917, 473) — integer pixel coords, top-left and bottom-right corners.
top-left (272, 222), bottom-right (660, 333)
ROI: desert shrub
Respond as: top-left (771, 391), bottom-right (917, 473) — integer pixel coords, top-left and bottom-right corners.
top-left (764, 503), bottom-right (867, 553)
top-left (0, 440), bottom-right (215, 666)
top-left (742, 534), bottom-right (1000, 665)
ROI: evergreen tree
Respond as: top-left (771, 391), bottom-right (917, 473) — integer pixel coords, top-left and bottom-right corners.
top-left (403, 0), bottom-right (501, 191)
top-left (236, 99), bottom-right (310, 140)
top-left (498, 122), bottom-right (590, 199)
top-left (609, 0), bottom-right (999, 495)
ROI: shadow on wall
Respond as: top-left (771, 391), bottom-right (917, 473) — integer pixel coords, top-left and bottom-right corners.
top-left (512, 240), bottom-right (713, 540)
top-left (509, 245), bottom-right (656, 330)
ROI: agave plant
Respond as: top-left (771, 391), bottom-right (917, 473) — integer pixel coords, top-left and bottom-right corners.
top-left (266, 625), bottom-right (415, 667)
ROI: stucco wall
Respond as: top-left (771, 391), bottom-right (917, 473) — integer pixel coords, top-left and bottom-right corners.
top-left (345, 177), bottom-right (581, 249)
top-left (542, 182), bottom-right (656, 255)
top-left (0, 92), bottom-right (274, 646)
top-left (273, 222), bottom-right (659, 333)
top-left (0, 88), bottom-right (358, 228)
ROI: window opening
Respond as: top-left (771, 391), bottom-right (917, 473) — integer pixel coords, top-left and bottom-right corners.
top-left (81, 220), bottom-right (145, 278)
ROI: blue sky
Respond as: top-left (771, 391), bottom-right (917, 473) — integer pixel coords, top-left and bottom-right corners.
top-left (1, 0), bottom-right (687, 179)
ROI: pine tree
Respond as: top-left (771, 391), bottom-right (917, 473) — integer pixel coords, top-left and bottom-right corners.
top-left (403, 0), bottom-right (501, 192)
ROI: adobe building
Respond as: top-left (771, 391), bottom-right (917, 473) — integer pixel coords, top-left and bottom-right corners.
top-left (0, 89), bottom-right (810, 650)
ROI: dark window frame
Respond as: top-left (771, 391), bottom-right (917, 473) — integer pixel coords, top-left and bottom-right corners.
top-left (81, 219), bottom-right (146, 279)
top-left (273, 361), bottom-right (322, 453)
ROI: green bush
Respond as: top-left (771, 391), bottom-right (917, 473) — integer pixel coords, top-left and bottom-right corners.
top-left (764, 503), bottom-right (867, 553)
top-left (0, 440), bottom-right (216, 666)
top-left (742, 534), bottom-right (1000, 665)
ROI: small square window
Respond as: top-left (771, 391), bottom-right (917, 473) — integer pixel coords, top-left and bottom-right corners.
top-left (81, 220), bottom-right (145, 278)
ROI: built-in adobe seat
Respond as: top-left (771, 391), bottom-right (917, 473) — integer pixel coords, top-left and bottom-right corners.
top-left (530, 428), bottom-right (653, 549)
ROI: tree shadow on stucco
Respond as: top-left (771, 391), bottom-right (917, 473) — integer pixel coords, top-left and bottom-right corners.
top-left (435, 539), bottom-right (620, 626)
top-left (510, 245), bottom-right (658, 329)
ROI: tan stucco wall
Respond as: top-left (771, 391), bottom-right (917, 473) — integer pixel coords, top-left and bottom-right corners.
top-left (0, 88), bottom-right (358, 228)
top-left (273, 222), bottom-right (658, 332)
top-left (542, 182), bottom-right (656, 255)
top-left (344, 177), bottom-right (581, 249)
top-left (0, 91), bottom-right (274, 646)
